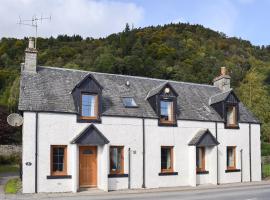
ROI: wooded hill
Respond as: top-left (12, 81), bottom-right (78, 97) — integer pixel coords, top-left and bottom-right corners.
top-left (1, 23), bottom-right (270, 143)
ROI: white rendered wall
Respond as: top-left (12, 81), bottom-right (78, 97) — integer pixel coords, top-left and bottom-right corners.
top-left (144, 119), bottom-right (217, 188)
top-left (217, 122), bottom-right (256, 184)
top-left (251, 124), bottom-right (261, 182)
top-left (23, 113), bottom-right (143, 192)
top-left (97, 117), bottom-right (143, 191)
top-left (22, 112), bottom-right (261, 193)
top-left (22, 112), bottom-right (36, 193)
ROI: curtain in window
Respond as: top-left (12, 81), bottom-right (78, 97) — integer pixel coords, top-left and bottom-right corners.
top-left (168, 101), bottom-right (173, 121)
top-left (166, 149), bottom-right (171, 169)
top-left (110, 147), bottom-right (121, 172)
top-left (227, 106), bottom-right (236, 125)
top-left (89, 95), bottom-right (96, 116)
top-left (227, 148), bottom-right (235, 167)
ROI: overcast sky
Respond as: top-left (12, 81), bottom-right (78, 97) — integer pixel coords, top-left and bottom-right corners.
top-left (0, 0), bottom-right (269, 45)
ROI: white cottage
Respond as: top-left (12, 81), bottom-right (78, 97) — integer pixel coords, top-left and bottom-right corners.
top-left (19, 39), bottom-right (261, 193)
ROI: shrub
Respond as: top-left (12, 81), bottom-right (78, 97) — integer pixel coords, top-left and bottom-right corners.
top-left (0, 154), bottom-right (21, 165)
top-left (261, 143), bottom-right (270, 156)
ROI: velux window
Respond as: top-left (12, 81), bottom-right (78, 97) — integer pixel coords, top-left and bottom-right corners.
top-left (122, 97), bottom-right (137, 108)
top-left (196, 147), bottom-right (205, 172)
top-left (81, 93), bottom-right (98, 119)
top-left (226, 105), bottom-right (237, 127)
top-left (110, 146), bottom-right (124, 174)
top-left (51, 145), bottom-right (67, 176)
top-left (161, 146), bottom-right (173, 172)
top-left (227, 146), bottom-right (236, 169)
top-left (160, 100), bottom-right (174, 123)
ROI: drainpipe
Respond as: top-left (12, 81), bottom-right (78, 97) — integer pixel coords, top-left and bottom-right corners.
top-left (35, 112), bottom-right (39, 193)
top-left (128, 148), bottom-right (131, 189)
top-left (142, 118), bottom-right (146, 188)
top-left (240, 149), bottom-right (243, 182)
top-left (215, 122), bottom-right (219, 185)
top-left (249, 123), bottom-right (252, 182)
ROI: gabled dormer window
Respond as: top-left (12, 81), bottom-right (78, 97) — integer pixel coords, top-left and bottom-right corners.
top-left (81, 93), bottom-right (98, 119)
top-left (72, 74), bottom-right (103, 123)
top-left (160, 99), bottom-right (175, 124)
top-left (147, 82), bottom-right (178, 127)
top-left (209, 90), bottom-right (239, 129)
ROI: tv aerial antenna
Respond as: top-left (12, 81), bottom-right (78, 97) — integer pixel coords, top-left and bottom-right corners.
top-left (18, 15), bottom-right (51, 48)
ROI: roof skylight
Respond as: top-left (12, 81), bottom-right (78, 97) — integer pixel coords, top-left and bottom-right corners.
top-left (122, 97), bottom-right (138, 108)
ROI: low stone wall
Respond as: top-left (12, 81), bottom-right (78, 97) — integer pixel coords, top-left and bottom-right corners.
top-left (0, 145), bottom-right (22, 156)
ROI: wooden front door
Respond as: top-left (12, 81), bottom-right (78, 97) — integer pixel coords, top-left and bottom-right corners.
top-left (79, 146), bottom-right (97, 188)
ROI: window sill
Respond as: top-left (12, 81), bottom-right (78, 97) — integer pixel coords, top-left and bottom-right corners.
top-left (225, 124), bottom-right (239, 129)
top-left (158, 172), bottom-right (178, 176)
top-left (225, 169), bottom-right (241, 173)
top-left (196, 171), bottom-right (209, 175)
top-left (158, 121), bottom-right (177, 127)
top-left (77, 117), bottom-right (101, 123)
top-left (108, 174), bottom-right (129, 178)
top-left (47, 175), bottom-right (72, 179)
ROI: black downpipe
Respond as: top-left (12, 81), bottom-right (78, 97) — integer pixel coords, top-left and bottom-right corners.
top-left (249, 123), bottom-right (252, 182)
top-left (240, 149), bottom-right (243, 182)
top-left (35, 112), bottom-right (38, 193)
top-left (128, 148), bottom-right (131, 189)
top-left (142, 118), bottom-right (146, 188)
top-left (215, 122), bottom-right (219, 185)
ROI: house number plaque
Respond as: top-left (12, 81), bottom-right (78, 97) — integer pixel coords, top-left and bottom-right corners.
top-left (25, 162), bottom-right (32, 166)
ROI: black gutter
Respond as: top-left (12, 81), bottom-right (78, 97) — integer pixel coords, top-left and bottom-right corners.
top-left (19, 110), bottom-right (261, 125)
top-left (215, 122), bottom-right (219, 185)
top-left (35, 112), bottom-right (38, 193)
top-left (249, 123), bottom-right (252, 182)
top-left (142, 118), bottom-right (146, 188)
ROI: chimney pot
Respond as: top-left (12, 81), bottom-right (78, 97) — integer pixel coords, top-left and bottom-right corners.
top-left (28, 37), bottom-right (35, 49)
top-left (221, 66), bottom-right (227, 75)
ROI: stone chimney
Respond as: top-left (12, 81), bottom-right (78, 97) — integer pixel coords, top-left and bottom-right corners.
top-left (22, 37), bottom-right (37, 73)
top-left (213, 67), bottom-right (231, 91)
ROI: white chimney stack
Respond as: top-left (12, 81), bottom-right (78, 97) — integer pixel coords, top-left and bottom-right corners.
top-left (213, 67), bottom-right (231, 91)
top-left (22, 37), bottom-right (37, 73)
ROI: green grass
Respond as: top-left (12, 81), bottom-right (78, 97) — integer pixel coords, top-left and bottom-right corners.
top-left (4, 178), bottom-right (21, 194)
top-left (0, 164), bottom-right (19, 173)
top-left (262, 164), bottom-right (270, 178)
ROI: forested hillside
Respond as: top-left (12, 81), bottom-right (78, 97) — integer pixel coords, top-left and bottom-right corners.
top-left (1, 23), bottom-right (270, 143)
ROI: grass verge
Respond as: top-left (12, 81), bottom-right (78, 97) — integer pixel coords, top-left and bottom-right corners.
top-left (262, 164), bottom-right (270, 178)
top-left (0, 164), bottom-right (19, 174)
top-left (4, 178), bottom-right (21, 194)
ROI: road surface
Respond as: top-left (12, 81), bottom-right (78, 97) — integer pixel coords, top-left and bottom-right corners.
top-left (3, 183), bottom-right (270, 200)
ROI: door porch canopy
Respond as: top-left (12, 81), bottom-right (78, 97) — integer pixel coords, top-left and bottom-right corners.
top-left (71, 124), bottom-right (109, 145)
top-left (188, 129), bottom-right (219, 147)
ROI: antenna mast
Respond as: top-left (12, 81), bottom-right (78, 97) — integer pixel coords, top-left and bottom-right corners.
top-left (18, 15), bottom-right (51, 48)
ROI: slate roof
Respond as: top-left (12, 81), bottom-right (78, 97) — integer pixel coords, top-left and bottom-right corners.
top-left (18, 66), bottom-right (260, 123)
top-left (146, 82), bottom-right (168, 99)
top-left (188, 129), bottom-right (219, 147)
top-left (209, 89), bottom-right (233, 105)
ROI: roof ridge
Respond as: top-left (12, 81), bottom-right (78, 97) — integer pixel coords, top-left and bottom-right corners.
top-left (39, 66), bottom-right (218, 88)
